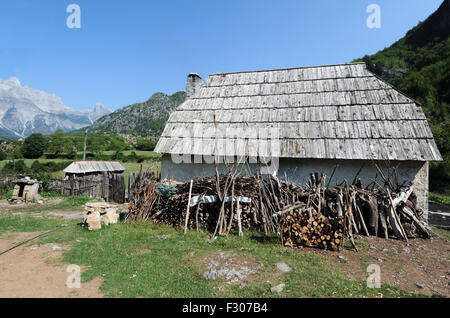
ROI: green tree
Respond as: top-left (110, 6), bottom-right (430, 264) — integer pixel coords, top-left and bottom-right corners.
top-left (47, 130), bottom-right (68, 156)
top-left (136, 138), bottom-right (157, 151)
top-left (22, 133), bottom-right (47, 159)
top-left (0, 150), bottom-right (6, 161)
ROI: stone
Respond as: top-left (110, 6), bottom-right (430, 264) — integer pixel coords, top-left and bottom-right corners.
top-left (100, 214), bottom-right (110, 226)
top-left (40, 243), bottom-right (63, 252)
top-left (84, 211), bottom-right (101, 230)
top-left (84, 203), bottom-right (119, 228)
top-left (403, 247), bottom-right (411, 254)
top-left (33, 193), bottom-right (43, 202)
top-left (270, 283), bottom-right (285, 293)
top-left (276, 262), bottom-right (292, 273)
top-left (100, 208), bottom-right (119, 226)
top-left (338, 255), bottom-right (347, 261)
top-left (203, 270), bottom-right (218, 280)
top-left (415, 283), bottom-right (424, 289)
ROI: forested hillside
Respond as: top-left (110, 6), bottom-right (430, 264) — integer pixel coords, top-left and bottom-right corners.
top-left (355, 0), bottom-right (449, 192)
top-left (85, 91), bottom-right (186, 137)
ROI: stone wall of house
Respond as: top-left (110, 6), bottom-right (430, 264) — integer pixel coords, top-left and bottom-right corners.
top-left (160, 154), bottom-right (429, 221)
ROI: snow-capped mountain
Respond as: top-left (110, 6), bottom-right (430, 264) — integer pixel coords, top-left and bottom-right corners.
top-left (0, 77), bottom-right (111, 138)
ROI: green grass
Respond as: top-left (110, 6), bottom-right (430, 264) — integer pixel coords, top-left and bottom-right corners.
top-left (100, 150), bottom-right (161, 158)
top-left (0, 212), bottom-right (423, 298)
top-left (429, 192), bottom-right (450, 205)
top-left (0, 212), bottom-right (69, 235)
top-left (431, 226), bottom-right (450, 240)
top-left (11, 196), bottom-right (92, 213)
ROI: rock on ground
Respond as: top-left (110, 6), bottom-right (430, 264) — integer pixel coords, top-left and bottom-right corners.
top-left (270, 283), bottom-right (285, 293)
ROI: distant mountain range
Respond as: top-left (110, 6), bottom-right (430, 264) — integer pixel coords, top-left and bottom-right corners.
top-left (0, 77), bottom-right (111, 139)
top-left (83, 91), bottom-right (186, 137)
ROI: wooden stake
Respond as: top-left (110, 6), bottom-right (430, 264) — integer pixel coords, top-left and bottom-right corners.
top-left (183, 179), bottom-right (193, 235)
top-left (237, 199), bottom-right (243, 237)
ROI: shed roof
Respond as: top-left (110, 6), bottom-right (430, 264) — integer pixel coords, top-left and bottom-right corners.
top-left (64, 161), bottom-right (125, 174)
top-left (155, 62), bottom-right (442, 161)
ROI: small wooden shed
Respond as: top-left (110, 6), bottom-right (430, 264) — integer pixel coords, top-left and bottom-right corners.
top-left (62, 161), bottom-right (125, 203)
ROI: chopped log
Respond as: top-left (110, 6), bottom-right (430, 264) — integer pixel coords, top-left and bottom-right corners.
top-left (399, 206), bottom-right (430, 239)
top-left (377, 203), bottom-right (389, 239)
top-left (386, 188), bottom-right (408, 242)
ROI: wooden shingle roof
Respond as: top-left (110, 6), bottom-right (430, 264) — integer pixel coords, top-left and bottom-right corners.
top-left (64, 161), bottom-right (125, 174)
top-left (155, 62), bottom-right (442, 161)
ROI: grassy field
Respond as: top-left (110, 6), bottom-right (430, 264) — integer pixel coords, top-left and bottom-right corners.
top-left (99, 150), bottom-right (162, 158)
top-left (429, 192), bottom-right (450, 205)
top-left (0, 209), bottom-right (425, 298)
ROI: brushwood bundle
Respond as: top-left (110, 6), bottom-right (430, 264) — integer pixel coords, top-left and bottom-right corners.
top-left (126, 164), bottom-right (430, 251)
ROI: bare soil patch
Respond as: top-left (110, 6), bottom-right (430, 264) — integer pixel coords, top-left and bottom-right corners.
top-left (0, 231), bottom-right (103, 298)
top-left (296, 234), bottom-right (449, 297)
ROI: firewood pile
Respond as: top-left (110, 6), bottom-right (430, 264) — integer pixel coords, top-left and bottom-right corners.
top-left (279, 166), bottom-right (430, 251)
top-left (126, 164), bottom-right (430, 251)
top-left (127, 165), bottom-right (302, 236)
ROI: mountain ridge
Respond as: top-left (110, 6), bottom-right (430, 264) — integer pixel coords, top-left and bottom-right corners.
top-left (83, 91), bottom-right (186, 137)
top-left (0, 77), bottom-right (112, 139)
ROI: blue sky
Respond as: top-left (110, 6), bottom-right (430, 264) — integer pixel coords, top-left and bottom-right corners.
top-left (0, 0), bottom-right (443, 111)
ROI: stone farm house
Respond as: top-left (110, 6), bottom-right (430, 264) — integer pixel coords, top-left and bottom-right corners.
top-left (154, 62), bottom-right (442, 221)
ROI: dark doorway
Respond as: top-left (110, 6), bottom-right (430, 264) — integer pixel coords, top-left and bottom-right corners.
top-left (18, 184), bottom-right (25, 198)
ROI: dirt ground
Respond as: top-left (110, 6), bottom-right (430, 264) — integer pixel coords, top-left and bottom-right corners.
top-left (0, 231), bottom-right (103, 298)
top-left (299, 233), bottom-right (449, 297)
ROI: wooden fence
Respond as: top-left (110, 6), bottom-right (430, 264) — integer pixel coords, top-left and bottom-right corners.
top-left (127, 172), bottom-right (155, 199)
top-left (55, 173), bottom-right (125, 203)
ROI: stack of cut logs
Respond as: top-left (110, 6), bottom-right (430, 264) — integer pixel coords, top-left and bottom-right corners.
top-left (280, 207), bottom-right (344, 251)
top-left (126, 163), bottom-right (430, 251)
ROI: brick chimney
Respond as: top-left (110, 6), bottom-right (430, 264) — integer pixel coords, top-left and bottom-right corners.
top-left (186, 73), bottom-right (202, 98)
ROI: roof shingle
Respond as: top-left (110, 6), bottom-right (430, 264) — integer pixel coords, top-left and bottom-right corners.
top-left (155, 62), bottom-right (442, 161)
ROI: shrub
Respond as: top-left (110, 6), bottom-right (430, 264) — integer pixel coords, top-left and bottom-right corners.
top-left (0, 150), bottom-right (7, 161)
top-left (2, 160), bottom-right (28, 174)
top-left (136, 138), bottom-right (157, 151)
top-left (31, 160), bottom-right (44, 172)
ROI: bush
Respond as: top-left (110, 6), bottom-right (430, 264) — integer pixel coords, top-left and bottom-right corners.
top-left (136, 138), bottom-right (157, 151)
top-left (31, 160), bottom-right (44, 172)
top-left (0, 150), bottom-right (7, 161)
top-left (0, 180), bottom-right (14, 199)
top-left (22, 133), bottom-right (47, 159)
top-left (2, 160), bottom-right (29, 174)
top-left (112, 150), bottom-right (124, 161)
